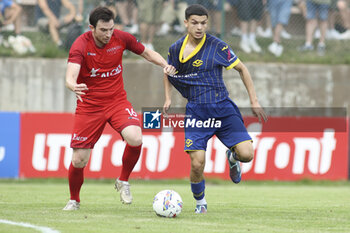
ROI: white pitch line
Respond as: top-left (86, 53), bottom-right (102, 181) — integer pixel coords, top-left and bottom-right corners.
top-left (0, 219), bottom-right (60, 233)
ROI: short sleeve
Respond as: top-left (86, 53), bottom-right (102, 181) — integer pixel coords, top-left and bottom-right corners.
top-left (117, 30), bottom-right (145, 55)
top-left (68, 36), bottom-right (85, 65)
top-left (214, 42), bottom-right (240, 70)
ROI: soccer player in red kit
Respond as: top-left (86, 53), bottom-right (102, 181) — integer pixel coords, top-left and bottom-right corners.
top-left (63, 6), bottom-right (176, 210)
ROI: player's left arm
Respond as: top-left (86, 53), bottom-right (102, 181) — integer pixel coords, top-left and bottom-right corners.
top-left (234, 61), bottom-right (268, 122)
top-left (140, 48), bottom-right (176, 76)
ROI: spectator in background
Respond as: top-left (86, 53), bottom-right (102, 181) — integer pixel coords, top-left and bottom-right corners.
top-left (256, 1), bottom-right (273, 38)
top-left (236, 0), bottom-right (263, 53)
top-left (187, 0), bottom-right (224, 37)
top-left (36, 0), bottom-right (77, 47)
top-left (328, 0), bottom-right (350, 39)
top-left (299, 0), bottom-right (331, 56)
top-left (337, 0), bottom-right (350, 39)
top-left (325, 0), bottom-right (343, 39)
top-left (206, 0), bottom-right (224, 37)
top-left (256, 1), bottom-right (293, 39)
top-left (296, 0), bottom-right (307, 17)
top-left (158, 0), bottom-right (188, 35)
top-left (102, 0), bottom-right (123, 30)
top-left (227, 0), bottom-right (242, 37)
top-left (115, 0), bottom-right (139, 34)
top-left (267, 0), bottom-right (293, 57)
top-left (137, 0), bottom-right (163, 50)
top-left (0, 0), bottom-right (22, 35)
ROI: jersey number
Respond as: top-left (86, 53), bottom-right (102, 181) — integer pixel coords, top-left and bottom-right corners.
top-left (125, 108), bottom-right (137, 117)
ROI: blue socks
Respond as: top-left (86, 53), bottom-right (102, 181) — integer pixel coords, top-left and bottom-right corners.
top-left (191, 180), bottom-right (205, 200)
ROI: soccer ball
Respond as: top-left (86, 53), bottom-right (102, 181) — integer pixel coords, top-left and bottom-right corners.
top-left (153, 190), bottom-right (183, 218)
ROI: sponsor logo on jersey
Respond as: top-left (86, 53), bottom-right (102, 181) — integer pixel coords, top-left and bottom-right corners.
top-left (90, 68), bottom-right (100, 77)
top-left (72, 134), bottom-right (88, 142)
top-left (192, 59), bottom-right (203, 67)
top-left (87, 52), bottom-right (96, 56)
top-left (221, 46), bottom-right (228, 51)
top-left (89, 65), bottom-right (122, 78)
top-left (171, 73), bottom-right (197, 79)
top-left (107, 46), bottom-right (122, 53)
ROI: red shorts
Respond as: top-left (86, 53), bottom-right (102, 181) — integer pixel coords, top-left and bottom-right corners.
top-left (70, 99), bottom-right (140, 148)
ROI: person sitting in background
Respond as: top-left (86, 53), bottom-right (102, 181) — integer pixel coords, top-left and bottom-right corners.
top-left (296, 0), bottom-right (307, 17)
top-left (330, 0), bottom-right (350, 39)
top-left (236, 0), bottom-right (263, 53)
top-left (0, 0), bottom-right (22, 35)
top-left (115, 0), bottom-right (139, 34)
top-left (158, 0), bottom-right (188, 35)
top-left (227, 0), bottom-right (242, 37)
top-left (137, 0), bottom-right (163, 50)
top-left (36, 0), bottom-right (77, 47)
top-left (299, 0), bottom-right (331, 56)
top-left (267, 0), bottom-right (293, 57)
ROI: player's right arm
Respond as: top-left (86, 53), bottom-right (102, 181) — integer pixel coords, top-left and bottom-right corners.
top-left (65, 62), bottom-right (88, 102)
top-left (163, 74), bottom-right (172, 114)
top-left (234, 61), bottom-right (267, 123)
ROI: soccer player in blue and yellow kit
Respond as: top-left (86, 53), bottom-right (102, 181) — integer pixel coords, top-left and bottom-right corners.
top-left (163, 4), bottom-right (267, 214)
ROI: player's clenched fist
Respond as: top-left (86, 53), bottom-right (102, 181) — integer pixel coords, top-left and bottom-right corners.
top-left (163, 65), bottom-right (176, 76)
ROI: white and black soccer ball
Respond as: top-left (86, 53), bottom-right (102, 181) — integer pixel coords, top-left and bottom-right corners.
top-left (153, 190), bottom-right (183, 218)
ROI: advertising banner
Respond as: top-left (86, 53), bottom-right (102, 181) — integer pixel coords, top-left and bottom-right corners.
top-left (19, 113), bottom-right (348, 180)
top-left (0, 112), bottom-right (20, 178)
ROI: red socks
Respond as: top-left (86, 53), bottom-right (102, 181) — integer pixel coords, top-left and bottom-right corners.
top-left (68, 163), bottom-right (84, 203)
top-left (67, 144), bottom-right (141, 201)
top-left (119, 144), bottom-right (142, 181)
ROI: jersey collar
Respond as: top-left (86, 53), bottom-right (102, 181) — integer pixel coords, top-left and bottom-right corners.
top-left (179, 33), bottom-right (206, 63)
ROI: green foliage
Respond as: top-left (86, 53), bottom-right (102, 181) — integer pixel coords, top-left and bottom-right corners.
top-left (0, 179), bottom-right (350, 233)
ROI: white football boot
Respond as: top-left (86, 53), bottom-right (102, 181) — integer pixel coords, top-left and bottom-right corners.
top-left (115, 178), bottom-right (133, 204)
top-left (63, 200), bottom-right (80, 211)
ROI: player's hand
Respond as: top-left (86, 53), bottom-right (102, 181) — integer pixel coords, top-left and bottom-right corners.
top-left (163, 65), bottom-right (176, 76)
top-left (251, 102), bottom-right (268, 123)
top-left (163, 99), bottom-right (171, 116)
top-left (73, 83), bottom-right (88, 102)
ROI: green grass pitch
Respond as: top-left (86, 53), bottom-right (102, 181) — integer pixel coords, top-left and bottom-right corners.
top-left (0, 179), bottom-right (350, 233)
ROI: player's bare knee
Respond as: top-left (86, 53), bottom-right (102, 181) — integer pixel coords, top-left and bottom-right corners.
top-left (123, 128), bottom-right (142, 146)
top-left (191, 166), bottom-right (203, 177)
top-left (72, 149), bottom-right (90, 168)
top-left (191, 160), bottom-right (204, 174)
top-left (236, 150), bottom-right (254, 162)
top-left (126, 135), bottom-right (142, 146)
top-left (72, 157), bottom-right (87, 168)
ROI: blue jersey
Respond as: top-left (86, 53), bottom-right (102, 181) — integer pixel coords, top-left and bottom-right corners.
top-left (167, 33), bottom-right (240, 103)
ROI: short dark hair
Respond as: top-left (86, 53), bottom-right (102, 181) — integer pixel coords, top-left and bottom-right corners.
top-left (185, 4), bottom-right (209, 20)
top-left (89, 7), bottom-right (115, 27)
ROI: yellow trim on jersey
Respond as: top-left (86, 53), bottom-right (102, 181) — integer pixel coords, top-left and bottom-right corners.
top-left (230, 139), bottom-right (253, 150)
top-left (179, 34), bottom-right (207, 63)
top-left (225, 58), bottom-right (241, 70)
top-left (184, 149), bottom-right (206, 152)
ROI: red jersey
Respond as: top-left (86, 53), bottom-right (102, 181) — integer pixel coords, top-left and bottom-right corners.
top-left (68, 30), bottom-right (145, 105)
